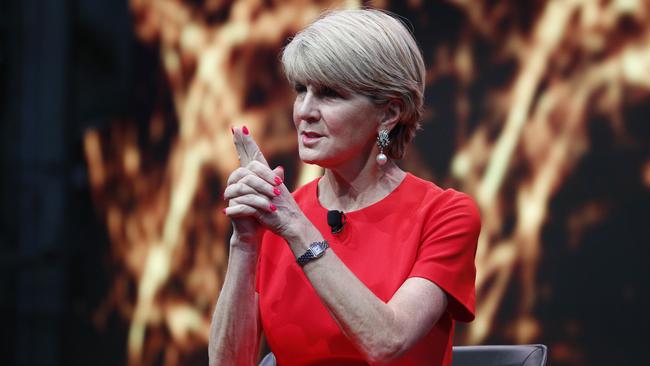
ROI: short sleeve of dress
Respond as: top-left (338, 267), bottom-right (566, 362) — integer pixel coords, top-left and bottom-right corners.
top-left (408, 191), bottom-right (481, 322)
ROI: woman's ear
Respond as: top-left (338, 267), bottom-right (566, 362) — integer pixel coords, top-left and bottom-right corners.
top-left (379, 100), bottom-right (402, 131)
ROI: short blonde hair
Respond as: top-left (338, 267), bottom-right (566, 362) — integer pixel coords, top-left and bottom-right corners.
top-left (281, 9), bottom-right (426, 160)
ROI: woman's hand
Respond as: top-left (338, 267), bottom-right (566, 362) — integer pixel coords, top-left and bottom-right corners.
top-left (224, 161), bottom-right (284, 246)
top-left (224, 126), bottom-right (310, 242)
top-left (223, 127), bottom-right (275, 249)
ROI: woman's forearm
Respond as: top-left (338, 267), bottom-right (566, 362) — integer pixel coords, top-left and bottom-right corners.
top-left (306, 252), bottom-right (403, 362)
top-left (283, 225), bottom-right (429, 363)
top-left (208, 237), bottom-right (261, 366)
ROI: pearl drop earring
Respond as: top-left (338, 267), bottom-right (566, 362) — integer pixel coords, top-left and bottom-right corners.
top-left (376, 129), bottom-right (390, 166)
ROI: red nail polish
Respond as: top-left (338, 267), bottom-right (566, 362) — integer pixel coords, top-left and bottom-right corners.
top-left (273, 187), bottom-right (281, 196)
top-left (269, 204), bottom-right (277, 212)
top-left (242, 126), bottom-right (249, 135)
top-left (222, 208), bottom-right (227, 214)
top-left (274, 176), bottom-right (282, 185)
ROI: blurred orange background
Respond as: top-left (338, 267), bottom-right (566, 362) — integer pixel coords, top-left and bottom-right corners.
top-left (3, 1), bottom-right (650, 366)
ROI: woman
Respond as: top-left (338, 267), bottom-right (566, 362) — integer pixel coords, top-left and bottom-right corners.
top-left (209, 9), bottom-right (480, 366)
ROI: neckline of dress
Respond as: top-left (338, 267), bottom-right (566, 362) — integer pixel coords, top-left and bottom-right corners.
top-left (312, 172), bottom-right (412, 216)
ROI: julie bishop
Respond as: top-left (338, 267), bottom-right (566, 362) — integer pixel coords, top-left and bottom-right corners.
top-left (209, 9), bottom-right (481, 366)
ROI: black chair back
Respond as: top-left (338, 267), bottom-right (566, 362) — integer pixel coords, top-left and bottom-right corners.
top-left (260, 344), bottom-right (548, 366)
top-left (452, 344), bottom-right (548, 366)
top-left (259, 352), bottom-right (276, 366)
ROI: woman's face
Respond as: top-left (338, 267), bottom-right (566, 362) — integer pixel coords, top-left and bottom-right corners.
top-left (292, 83), bottom-right (382, 168)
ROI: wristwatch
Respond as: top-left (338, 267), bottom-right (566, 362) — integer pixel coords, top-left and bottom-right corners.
top-left (296, 241), bottom-right (329, 266)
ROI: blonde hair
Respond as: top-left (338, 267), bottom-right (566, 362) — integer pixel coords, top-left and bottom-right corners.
top-left (281, 9), bottom-right (426, 160)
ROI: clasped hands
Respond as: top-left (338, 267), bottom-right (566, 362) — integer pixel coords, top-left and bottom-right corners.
top-left (224, 126), bottom-right (306, 244)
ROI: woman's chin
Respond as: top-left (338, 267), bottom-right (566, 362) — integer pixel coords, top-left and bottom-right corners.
top-left (299, 151), bottom-right (331, 167)
top-left (299, 155), bottom-right (324, 166)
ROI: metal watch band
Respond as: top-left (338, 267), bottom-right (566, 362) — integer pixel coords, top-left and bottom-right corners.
top-left (296, 241), bottom-right (329, 266)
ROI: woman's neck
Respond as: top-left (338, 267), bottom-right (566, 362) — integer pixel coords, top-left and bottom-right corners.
top-left (318, 158), bottom-right (406, 213)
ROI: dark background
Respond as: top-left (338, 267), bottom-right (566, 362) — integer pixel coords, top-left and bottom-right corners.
top-left (2, 0), bottom-right (649, 365)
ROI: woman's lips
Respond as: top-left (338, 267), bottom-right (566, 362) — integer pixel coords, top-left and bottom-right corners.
top-left (301, 132), bottom-right (323, 146)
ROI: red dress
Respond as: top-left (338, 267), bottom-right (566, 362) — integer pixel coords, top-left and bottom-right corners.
top-left (257, 173), bottom-right (481, 365)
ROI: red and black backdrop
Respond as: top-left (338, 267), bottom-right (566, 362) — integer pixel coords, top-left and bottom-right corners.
top-left (2, 1), bottom-right (649, 365)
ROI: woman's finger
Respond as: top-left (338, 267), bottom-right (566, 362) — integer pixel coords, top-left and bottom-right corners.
top-left (246, 160), bottom-right (283, 187)
top-left (272, 166), bottom-right (285, 183)
top-left (227, 166), bottom-right (279, 187)
top-left (230, 194), bottom-right (276, 213)
top-left (227, 165), bottom-right (280, 188)
top-left (227, 167), bottom-right (252, 186)
top-left (232, 126), bottom-right (269, 168)
top-left (224, 204), bottom-right (261, 219)
top-left (224, 176), bottom-right (280, 200)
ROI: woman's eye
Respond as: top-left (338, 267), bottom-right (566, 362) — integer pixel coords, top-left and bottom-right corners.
top-left (294, 84), bottom-right (307, 93)
top-left (320, 87), bottom-right (342, 99)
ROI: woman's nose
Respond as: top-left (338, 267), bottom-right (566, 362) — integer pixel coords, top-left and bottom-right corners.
top-left (295, 92), bottom-right (321, 123)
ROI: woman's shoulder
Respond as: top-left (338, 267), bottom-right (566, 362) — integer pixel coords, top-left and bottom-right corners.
top-left (403, 173), bottom-right (480, 219)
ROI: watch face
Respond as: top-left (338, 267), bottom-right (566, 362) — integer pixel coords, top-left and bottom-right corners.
top-left (310, 243), bottom-right (325, 256)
